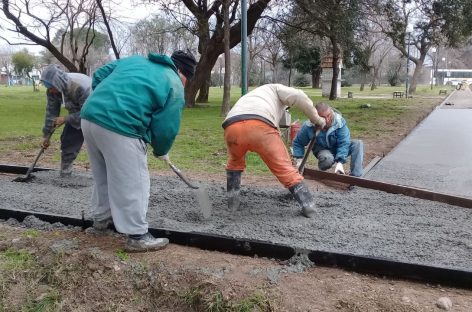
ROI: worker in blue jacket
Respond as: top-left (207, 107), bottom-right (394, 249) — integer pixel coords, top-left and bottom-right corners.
top-left (292, 102), bottom-right (364, 177)
top-left (80, 50), bottom-right (196, 252)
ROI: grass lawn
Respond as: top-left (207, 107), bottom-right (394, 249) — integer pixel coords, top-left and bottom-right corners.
top-left (0, 84), bottom-right (443, 175)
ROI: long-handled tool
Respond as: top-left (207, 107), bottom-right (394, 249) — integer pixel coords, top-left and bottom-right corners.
top-left (298, 128), bottom-right (320, 175)
top-left (13, 126), bottom-right (58, 182)
top-left (164, 159), bottom-right (199, 189)
top-left (163, 158), bottom-right (212, 220)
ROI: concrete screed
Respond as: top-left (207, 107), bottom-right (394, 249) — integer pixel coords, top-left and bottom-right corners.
top-left (1, 171), bottom-right (471, 271)
top-left (366, 89), bottom-right (472, 198)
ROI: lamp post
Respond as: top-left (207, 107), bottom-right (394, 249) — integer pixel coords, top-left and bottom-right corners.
top-left (405, 25), bottom-right (413, 98)
top-left (241, 0), bottom-right (248, 95)
top-left (430, 47), bottom-right (436, 90)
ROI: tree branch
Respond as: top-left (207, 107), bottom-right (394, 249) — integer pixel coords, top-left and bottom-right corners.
top-left (96, 0), bottom-right (120, 59)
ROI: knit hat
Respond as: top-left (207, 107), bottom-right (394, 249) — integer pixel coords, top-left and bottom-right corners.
top-left (171, 50), bottom-right (197, 80)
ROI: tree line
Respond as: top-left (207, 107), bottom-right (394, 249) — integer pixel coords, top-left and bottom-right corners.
top-left (2, 0), bottom-right (472, 106)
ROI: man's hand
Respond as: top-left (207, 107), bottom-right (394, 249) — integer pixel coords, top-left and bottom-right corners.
top-left (311, 117), bottom-right (326, 130)
top-left (41, 138), bottom-right (50, 149)
top-left (54, 116), bottom-right (66, 127)
top-left (158, 154), bottom-right (170, 163)
top-left (334, 162), bottom-right (345, 174)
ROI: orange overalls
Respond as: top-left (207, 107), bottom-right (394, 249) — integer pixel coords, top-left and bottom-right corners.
top-left (224, 119), bottom-right (303, 188)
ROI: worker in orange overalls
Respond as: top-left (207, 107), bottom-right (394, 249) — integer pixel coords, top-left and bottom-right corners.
top-left (222, 84), bottom-right (326, 218)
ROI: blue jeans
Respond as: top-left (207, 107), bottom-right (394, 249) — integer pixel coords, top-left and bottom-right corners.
top-left (314, 139), bottom-right (364, 177)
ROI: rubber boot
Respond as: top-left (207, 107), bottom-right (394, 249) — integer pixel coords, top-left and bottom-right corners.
top-left (226, 170), bottom-right (242, 211)
top-left (60, 161), bottom-right (73, 177)
top-left (289, 182), bottom-right (317, 218)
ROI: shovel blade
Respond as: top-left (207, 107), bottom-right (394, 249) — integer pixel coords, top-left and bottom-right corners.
top-left (194, 187), bottom-right (212, 220)
top-left (12, 174), bottom-right (35, 183)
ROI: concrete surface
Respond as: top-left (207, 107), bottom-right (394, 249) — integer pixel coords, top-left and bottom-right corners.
top-left (366, 89), bottom-right (472, 198)
top-left (1, 171), bottom-right (471, 271)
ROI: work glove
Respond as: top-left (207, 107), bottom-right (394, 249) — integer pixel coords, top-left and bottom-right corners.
top-left (158, 154), bottom-right (170, 163)
top-left (54, 116), bottom-right (66, 127)
top-left (334, 162), bottom-right (345, 175)
top-left (294, 158), bottom-right (303, 169)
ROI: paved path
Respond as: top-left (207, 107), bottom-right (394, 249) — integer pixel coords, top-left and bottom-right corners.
top-left (366, 89), bottom-right (472, 198)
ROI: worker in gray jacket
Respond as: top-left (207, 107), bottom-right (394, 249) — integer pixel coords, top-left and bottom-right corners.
top-left (40, 64), bottom-right (91, 176)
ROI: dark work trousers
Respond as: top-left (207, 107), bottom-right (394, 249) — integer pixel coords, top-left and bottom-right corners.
top-left (60, 122), bottom-right (84, 170)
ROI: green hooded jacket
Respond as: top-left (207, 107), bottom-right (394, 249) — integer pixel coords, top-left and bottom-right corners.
top-left (80, 53), bottom-right (185, 156)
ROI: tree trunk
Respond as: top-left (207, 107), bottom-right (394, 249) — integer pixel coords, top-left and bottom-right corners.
top-left (196, 73), bottom-right (211, 103)
top-left (288, 66), bottom-right (292, 87)
top-left (329, 40), bottom-right (340, 100)
top-left (409, 57), bottom-right (425, 94)
top-left (309, 67), bottom-right (322, 88)
top-left (313, 67), bottom-right (321, 88)
top-left (185, 50), bottom-right (221, 107)
top-left (360, 72), bottom-right (366, 91)
top-left (184, 0), bottom-right (271, 107)
top-left (220, 0), bottom-right (232, 117)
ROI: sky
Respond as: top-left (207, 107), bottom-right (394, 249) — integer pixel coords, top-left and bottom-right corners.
top-left (0, 0), bottom-right (160, 55)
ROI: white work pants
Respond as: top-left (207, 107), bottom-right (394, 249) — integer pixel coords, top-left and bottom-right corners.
top-left (81, 119), bottom-right (149, 235)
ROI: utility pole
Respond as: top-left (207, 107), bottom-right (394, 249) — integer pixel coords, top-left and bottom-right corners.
top-left (431, 47), bottom-right (436, 90)
top-left (405, 25), bottom-right (413, 98)
top-left (241, 0), bottom-right (248, 95)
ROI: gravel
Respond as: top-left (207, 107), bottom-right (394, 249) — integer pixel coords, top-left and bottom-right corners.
top-left (1, 170), bottom-right (471, 271)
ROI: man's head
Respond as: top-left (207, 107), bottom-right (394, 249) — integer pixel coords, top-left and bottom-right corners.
top-left (315, 102), bottom-right (334, 130)
top-left (171, 50), bottom-right (197, 86)
top-left (40, 64), bottom-right (64, 94)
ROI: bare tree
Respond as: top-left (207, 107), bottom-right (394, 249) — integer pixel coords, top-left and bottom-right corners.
top-left (220, 0), bottom-right (231, 116)
top-left (1, 0), bottom-right (117, 73)
top-left (247, 25), bottom-right (268, 84)
top-left (130, 15), bottom-right (197, 56)
top-left (259, 25), bottom-right (283, 83)
top-left (157, 0), bottom-right (271, 107)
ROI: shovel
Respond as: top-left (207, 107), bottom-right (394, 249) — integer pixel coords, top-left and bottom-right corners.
top-left (13, 126), bottom-right (59, 183)
top-left (298, 128), bottom-right (320, 175)
top-left (162, 158), bottom-right (212, 220)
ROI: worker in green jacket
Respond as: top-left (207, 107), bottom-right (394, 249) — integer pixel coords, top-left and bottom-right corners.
top-left (80, 50), bottom-right (196, 252)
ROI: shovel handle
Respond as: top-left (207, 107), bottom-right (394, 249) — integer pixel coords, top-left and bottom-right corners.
top-left (24, 126), bottom-right (59, 178)
top-left (164, 159), bottom-right (199, 189)
top-left (298, 128), bottom-right (320, 175)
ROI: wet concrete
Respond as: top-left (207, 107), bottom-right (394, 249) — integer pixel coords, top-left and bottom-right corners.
top-left (1, 171), bottom-right (471, 271)
top-left (366, 90), bottom-right (472, 198)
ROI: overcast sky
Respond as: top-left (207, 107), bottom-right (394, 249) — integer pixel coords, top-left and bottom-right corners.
top-left (0, 0), bottom-right (160, 55)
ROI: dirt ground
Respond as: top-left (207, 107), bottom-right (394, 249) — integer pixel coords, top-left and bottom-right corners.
top-left (0, 223), bottom-right (471, 312)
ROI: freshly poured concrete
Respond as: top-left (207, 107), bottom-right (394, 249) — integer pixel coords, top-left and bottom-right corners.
top-left (366, 90), bottom-right (472, 198)
top-left (1, 171), bottom-right (471, 271)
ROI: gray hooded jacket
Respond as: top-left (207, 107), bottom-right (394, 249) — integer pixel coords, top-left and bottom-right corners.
top-left (41, 64), bottom-right (92, 136)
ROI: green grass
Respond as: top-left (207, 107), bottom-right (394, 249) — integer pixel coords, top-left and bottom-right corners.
top-left (24, 229), bottom-right (40, 238)
top-left (23, 292), bottom-right (61, 312)
top-left (0, 84), bottom-right (442, 174)
top-left (115, 249), bottom-right (129, 262)
top-left (0, 249), bottom-right (36, 271)
top-left (181, 286), bottom-right (271, 312)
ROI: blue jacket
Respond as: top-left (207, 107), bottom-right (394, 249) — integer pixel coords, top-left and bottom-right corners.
top-left (81, 53), bottom-right (184, 157)
top-left (292, 113), bottom-right (351, 163)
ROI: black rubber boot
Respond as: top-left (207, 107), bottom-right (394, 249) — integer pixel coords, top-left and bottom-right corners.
top-left (289, 182), bottom-right (317, 218)
top-left (226, 170), bottom-right (242, 211)
top-left (60, 161), bottom-right (73, 177)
